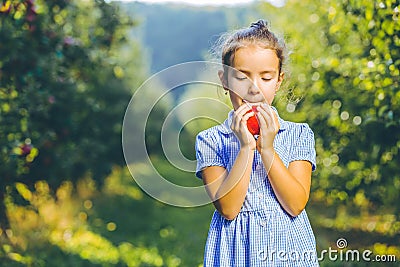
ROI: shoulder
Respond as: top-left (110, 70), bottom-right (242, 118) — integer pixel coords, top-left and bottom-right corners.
top-left (273, 107), bottom-right (314, 137)
top-left (283, 120), bottom-right (316, 152)
top-left (279, 120), bottom-right (315, 146)
top-left (285, 121), bottom-right (314, 135)
top-left (195, 124), bottom-right (227, 151)
top-left (196, 124), bottom-right (224, 140)
top-left (284, 121), bottom-right (316, 170)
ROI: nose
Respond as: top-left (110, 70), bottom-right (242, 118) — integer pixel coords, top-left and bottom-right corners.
top-left (248, 78), bottom-right (261, 95)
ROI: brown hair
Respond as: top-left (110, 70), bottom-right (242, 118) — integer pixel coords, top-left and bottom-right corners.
top-left (217, 19), bottom-right (286, 75)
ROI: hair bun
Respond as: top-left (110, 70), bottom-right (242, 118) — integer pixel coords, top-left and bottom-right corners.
top-left (250, 19), bottom-right (269, 30)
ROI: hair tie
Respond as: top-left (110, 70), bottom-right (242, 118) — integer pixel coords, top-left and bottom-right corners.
top-left (250, 19), bottom-right (269, 30)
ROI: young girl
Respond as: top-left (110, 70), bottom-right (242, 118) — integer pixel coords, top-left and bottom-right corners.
top-left (195, 20), bottom-right (318, 266)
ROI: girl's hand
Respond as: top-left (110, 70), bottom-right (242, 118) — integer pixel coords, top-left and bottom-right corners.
top-left (256, 104), bottom-right (280, 153)
top-left (231, 104), bottom-right (257, 150)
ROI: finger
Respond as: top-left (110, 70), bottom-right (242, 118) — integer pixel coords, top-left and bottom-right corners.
top-left (256, 113), bottom-right (267, 134)
top-left (233, 113), bottom-right (241, 132)
top-left (257, 107), bottom-right (277, 134)
top-left (258, 103), bottom-right (273, 116)
top-left (242, 110), bottom-right (255, 121)
top-left (242, 114), bottom-right (256, 135)
top-left (236, 105), bottom-right (253, 128)
top-left (237, 102), bottom-right (251, 113)
top-left (256, 112), bottom-right (269, 137)
top-left (232, 104), bottom-right (246, 122)
top-left (232, 106), bottom-right (250, 132)
top-left (265, 105), bottom-right (279, 132)
top-left (257, 105), bottom-right (274, 126)
top-left (233, 104), bottom-right (250, 121)
top-left (271, 108), bottom-right (280, 131)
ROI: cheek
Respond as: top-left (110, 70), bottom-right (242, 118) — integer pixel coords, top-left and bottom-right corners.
top-left (228, 92), bottom-right (242, 110)
top-left (261, 82), bottom-right (278, 101)
top-left (226, 78), bottom-right (248, 95)
top-left (261, 81), bottom-right (278, 93)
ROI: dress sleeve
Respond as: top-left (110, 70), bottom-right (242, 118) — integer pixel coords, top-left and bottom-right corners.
top-left (289, 124), bottom-right (317, 171)
top-left (195, 130), bottom-right (225, 179)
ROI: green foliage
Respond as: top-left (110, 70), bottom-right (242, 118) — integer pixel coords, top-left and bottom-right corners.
top-left (1, 166), bottom-right (212, 266)
top-left (0, 0), bottom-right (142, 228)
top-left (272, 0), bottom-right (399, 210)
top-left (260, 0), bottom-right (399, 253)
top-left (1, 0), bottom-right (399, 266)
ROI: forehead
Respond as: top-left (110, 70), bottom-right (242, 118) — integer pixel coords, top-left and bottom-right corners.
top-left (232, 45), bottom-right (280, 72)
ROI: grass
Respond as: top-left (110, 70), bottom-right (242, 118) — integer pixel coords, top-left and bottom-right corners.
top-left (1, 159), bottom-right (398, 266)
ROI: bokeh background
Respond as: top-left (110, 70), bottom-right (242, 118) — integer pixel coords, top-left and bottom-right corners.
top-left (0, 0), bottom-right (399, 266)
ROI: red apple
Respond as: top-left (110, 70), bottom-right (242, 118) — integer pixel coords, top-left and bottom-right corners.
top-left (246, 105), bottom-right (260, 135)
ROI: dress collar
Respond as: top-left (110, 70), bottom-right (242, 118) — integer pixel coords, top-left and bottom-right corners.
top-left (218, 106), bottom-right (287, 135)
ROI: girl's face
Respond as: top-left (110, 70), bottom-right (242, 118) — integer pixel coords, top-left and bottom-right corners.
top-left (220, 45), bottom-right (284, 110)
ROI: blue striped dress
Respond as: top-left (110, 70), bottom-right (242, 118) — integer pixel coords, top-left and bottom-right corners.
top-left (195, 107), bottom-right (319, 267)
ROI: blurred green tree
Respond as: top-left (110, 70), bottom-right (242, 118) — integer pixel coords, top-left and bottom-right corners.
top-left (0, 0), bottom-right (143, 231)
top-left (262, 0), bottom-right (399, 245)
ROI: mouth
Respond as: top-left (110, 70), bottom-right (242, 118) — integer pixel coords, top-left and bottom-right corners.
top-left (242, 99), bottom-right (264, 107)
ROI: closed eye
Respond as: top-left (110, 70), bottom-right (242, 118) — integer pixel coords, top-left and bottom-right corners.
top-left (262, 78), bottom-right (273, 81)
top-left (235, 76), bottom-right (247, 81)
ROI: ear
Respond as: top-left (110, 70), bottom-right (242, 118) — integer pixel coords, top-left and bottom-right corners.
top-left (218, 70), bottom-right (229, 91)
top-left (275, 72), bottom-right (285, 92)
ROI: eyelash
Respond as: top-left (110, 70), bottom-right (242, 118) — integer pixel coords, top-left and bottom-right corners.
top-left (235, 76), bottom-right (273, 81)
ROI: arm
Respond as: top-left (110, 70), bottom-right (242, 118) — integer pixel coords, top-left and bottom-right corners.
top-left (256, 104), bottom-right (312, 217)
top-left (202, 147), bottom-right (254, 220)
top-left (202, 104), bottom-right (256, 220)
top-left (259, 148), bottom-right (312, 217)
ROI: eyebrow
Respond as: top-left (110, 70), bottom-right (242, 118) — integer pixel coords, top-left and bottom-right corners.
top-left (236, 69), bottom-right (277, 75)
